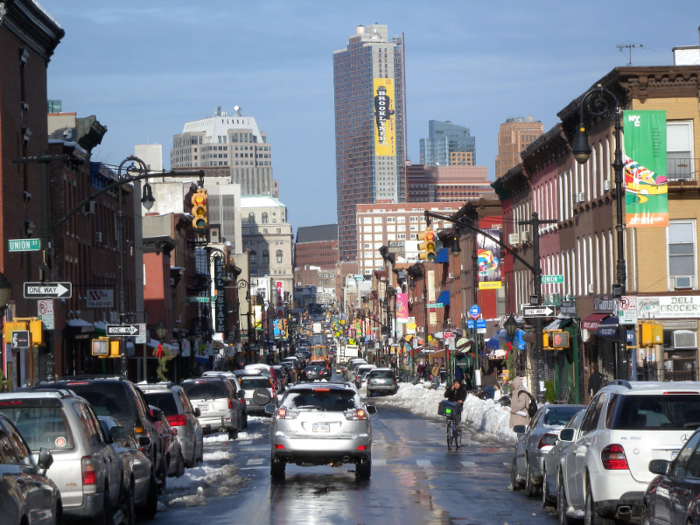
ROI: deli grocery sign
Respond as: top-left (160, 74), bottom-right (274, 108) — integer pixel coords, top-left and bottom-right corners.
top-left (637, 296), bottom-right (700, 319)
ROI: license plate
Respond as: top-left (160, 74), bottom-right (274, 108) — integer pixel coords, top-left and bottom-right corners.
top-left (198, 405), bottom-right (209, 413)
top-left (376, 379), bottom-right (386, 384)
top-left (312, 423), bottom-right (330, 433)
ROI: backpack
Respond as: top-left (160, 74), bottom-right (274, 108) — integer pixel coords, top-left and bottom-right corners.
top-left (520, 391), bottom-right (538, 418)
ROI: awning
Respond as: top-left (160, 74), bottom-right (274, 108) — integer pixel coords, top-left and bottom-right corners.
top-left (582, 313), bottom-right (610, 331)
top-left (598, 316), bottom-right (619, 340)
top-left (65, 318), bottom-right (95, 339)
top-left (434, 248), bottom-right (449, 263)
top-left (93, 321), bottom-right (108, 335)
top-left (437, 290), bottom-right (450, 306)
top-left (67, 318), bottom-right (93, 329)
top-left (545, 318), bottom-right (574, 331)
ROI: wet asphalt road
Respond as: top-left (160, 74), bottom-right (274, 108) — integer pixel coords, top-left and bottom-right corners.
top-left (150, 386), bottom-right (559, 525)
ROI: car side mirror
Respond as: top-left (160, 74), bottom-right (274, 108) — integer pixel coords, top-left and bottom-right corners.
top-left (265, 404), bottom-right (278, 415)
top-left (513, 425), bottom-right (526, 435)
top-left (237, 390), bottom-right (245, 400)
top-left (110, 426), bottom-right (129, 444)
top-left (559, 428), bottom-right (575, 442)
top-left (194, 407), bottom-right (201, 417)
top-left (366, 405), bottom-right (377, 415)
top-left (149, 407), bottom-right (164, 421)
top-left (37, 447), bottom-right (53, 471)
top-left (649, 459), bottom-right (671, 476)
top-left (138, 436), bottom-right (152, 448)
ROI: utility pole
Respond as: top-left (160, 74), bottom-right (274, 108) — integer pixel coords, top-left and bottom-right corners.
top-left (518, 212), bottom-right (557, 402)
top-left (471, 232), bottom-right (479, 379)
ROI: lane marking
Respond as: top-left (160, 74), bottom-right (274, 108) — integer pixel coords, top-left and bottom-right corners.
top-left (239, 466), bottom-right (268, 470)
top-left (246, 458), bottom-right (264, 466)
top-left (238, 440), bottom-right (253, 446)
top-left (461, 461), bottom-right (477, 468)
top-left (372, 459), bottom-right (387, 466)
top-left (416, 460), bottom-right (432, 468)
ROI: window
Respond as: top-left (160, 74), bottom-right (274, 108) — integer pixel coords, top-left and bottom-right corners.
top-left (263, 250), bottom-right (269, 265)
top-left (248, 212), bottom-right (255, 224)
top-left (668, 221), bottom-right (696, 285)
top-left (667, 121), bottom-right (694, 181)
top-left (387, 217), bottom-right (395, 223)
top-left (262, 212), bottom-right (269, 224)
top-left (276, 250), bottom-right (283, 263)
top-left (250, 250), bottom-right (257, 265)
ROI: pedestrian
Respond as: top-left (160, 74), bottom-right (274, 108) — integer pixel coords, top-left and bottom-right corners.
top-left (455, 366), bottom-right (463, 383)
top-left (509, 376), bottom-right (532, 429)
top-left (588, 363), bottom-right (604, 397)
top-left (482, 367), bottom-right (498, 399)
top-left (431, 361), bottom-right (441, 389)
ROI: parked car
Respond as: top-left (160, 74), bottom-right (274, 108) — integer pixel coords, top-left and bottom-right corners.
top-left (342, 358), bottom-right (367, 381)
top-left (238, 374), bottom-right (277, 415)
top-left (0, 412), bottom-right (62, 525)
top-left (97, 415), bottom-right (154, 524)
top-left (267, 382), bottom-right (376, 479)
top-left (557, 380), bottom-right (700, 524)
top-left (41, 376), bottom-right (166, 489)
top-left (354, 365), bottom-right (376, 389)
top-left (180, 378), bottom-right (244, 439)
top-left (0, 389), bottom-right (139, 522)
top-left (540, 409), bottom-right (586, 510)
top-left (149, 406), bottom-right (184, 478)
top-left (139, 382), bottom-right (204, 467)
top-left (366, 368), bottom-right (398, 397)
top-left (512, 404), bottom-right (585, 498)
top-left (642, 426), bottom-right (700, 525)
top-left (245, 364), bottom-right (281, 394)
top-left (199, 372), bottom-right (248, 429)
top-left (272, 365), bottom-right (290, 389)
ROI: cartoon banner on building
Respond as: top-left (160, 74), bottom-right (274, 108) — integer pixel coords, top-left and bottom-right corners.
top-left (373, 78), bottom-right (396, 156)
top-left (623, 110), bottom-right (668, 228)
top-left (396, 292), bottom-right (408, 323)
top-left (478, 229), bottom-right (502, 290)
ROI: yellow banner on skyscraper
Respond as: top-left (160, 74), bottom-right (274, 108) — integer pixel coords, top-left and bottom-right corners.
top-left (373, 78), bottom-right (396, 156)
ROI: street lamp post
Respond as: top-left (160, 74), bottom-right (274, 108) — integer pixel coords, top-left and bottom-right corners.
top-left (572, 84), bottom-right (627, 380)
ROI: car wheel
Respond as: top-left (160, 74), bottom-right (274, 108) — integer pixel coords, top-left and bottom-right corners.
top-left (542, 465), bottom-right (551, 508)
top-left (94, 484), bottom-right (114, 525)
top-left (243, 412), bottom-right (248, 429)
top-left (640, 504), bottom-right (651, 525)
top-left (511, 458), bottom-right (523, 490)
top-left (524, 461), bottom-right (537, 497)
top-left (356, 455), bottom-right (371, 480)
top-left (135, 472), bottom-right (158, 520)
top-left (585, 482), bottom-right (615, 525)
top-left (176, 453), bottom-right (185, 478)
top-left (228, 428), bottom-right (239, 440)
top-left (557, 475), bottom-right (571, 525)
top-left (121, 483), bottom-right (135, 525)
top-left (270, 458), bottom-right (285, 480)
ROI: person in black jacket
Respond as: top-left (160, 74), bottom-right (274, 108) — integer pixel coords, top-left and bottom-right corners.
top-left (444, 379), bottom-right (467, 425)
top-left (588, 364), bottom-right (604, 397)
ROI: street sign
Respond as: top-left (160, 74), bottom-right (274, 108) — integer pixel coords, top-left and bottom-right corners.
top-left (37, 300), bottom-right (55, 330)
top-left (189, 296), bottom-right (210, 303)
top-left (86, 289), bottom-right (114, 308)
top-left (469, 304), bottom-right (481, 319)
top-left (619, 296), bottom-right (638, 325)
top-left (426, 303), bottom-right (443, 308)
top-left (542, 275), bottom-right (564, 284)
top-left (11, 331), bottom-right (30, 349)
top-left (523, 306), bottom-right (555, 318)
top-left (106, 325), bottom-right (139, 337)
top-left (560, 300), bottom-right (577, 317)
top-left (8, 239), bottom-right (40, 252)
top-left (467, 319), bottom-right (487, 329)
top-left (23, 282), bottom-right (72, 299)
top-left (135, 323), bottom-right (147, 344)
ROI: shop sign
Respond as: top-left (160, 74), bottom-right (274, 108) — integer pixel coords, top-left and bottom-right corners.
top-left (560, 300), bottom-right (577, 317)
top-left (637, 296), bottom-right (700, 319)
top-left (594, 294), bottom-right (617, 313)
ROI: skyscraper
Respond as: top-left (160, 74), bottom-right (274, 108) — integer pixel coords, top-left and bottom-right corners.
top-left (494, 116), bottom-right (543, 178)
top-left (419, 120), bottom-right (475, 166)
top-left (170, 106), bottom-right (276, 195)
top-left (333, 24), bottom-right (406, 261)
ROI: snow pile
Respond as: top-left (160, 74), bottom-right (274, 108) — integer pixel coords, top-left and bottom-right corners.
top-left (163, 464), bottom-right (242, 508)
top-left (203, 433), bottom-right (229, 443)
top-left (203, 450), bottom-right (235, 462)
top-left (370, 382), bottom-right (517, 445)
top-left (237, 431), bottom-right (264, 440)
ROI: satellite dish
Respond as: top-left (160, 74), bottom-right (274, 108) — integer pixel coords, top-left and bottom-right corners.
top-left (233, 105), bottom-right (240, 111)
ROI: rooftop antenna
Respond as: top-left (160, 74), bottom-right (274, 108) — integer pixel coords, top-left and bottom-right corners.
top-left (234, 105), bottom-right (242, 117)
top-left (617, 43), bottom-right (643, 66)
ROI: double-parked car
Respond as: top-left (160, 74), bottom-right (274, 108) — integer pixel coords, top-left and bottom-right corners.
top-left (237, 372), bottom-right (277, 415)
top-left (180, 377), bottom-right (245, 439)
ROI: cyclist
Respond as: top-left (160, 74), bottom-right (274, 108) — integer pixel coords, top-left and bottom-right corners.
top-left (444, 379), bottom-right (467, 425)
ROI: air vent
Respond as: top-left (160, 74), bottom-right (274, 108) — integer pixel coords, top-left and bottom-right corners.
top-left (575, 193), bottom-right (586, 204)
top-left (603, 180), bottom-right (613, 191)
top-left (508, 233), bottom-right (520, 245)
top-left (674, 330), bottom-right (697, 349)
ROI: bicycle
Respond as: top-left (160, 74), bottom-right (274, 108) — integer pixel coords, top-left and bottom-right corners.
top-left (444, 405), bottom-right (462, 450)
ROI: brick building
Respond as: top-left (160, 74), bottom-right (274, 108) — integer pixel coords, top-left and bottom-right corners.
top-left (294, 224), bottom-right (338, 269)
top-left (406, 163), bottom-right (494, 203)
top-left (494, 116), bottom-right (544, 178)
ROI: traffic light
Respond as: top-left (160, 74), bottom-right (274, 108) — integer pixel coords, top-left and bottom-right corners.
top-left (418, 230), bottom-right (437, 261)
top-left (191, 188), bottom-right (209, 229)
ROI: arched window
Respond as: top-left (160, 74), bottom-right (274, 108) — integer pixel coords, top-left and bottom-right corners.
top-left (262, 212), bottom-right (269, 224)
top-left (263, 250), bottom-right (269, 265)
top-left (276, 250), bottom-right (283, 263)
top-left (248, 212), bottom-right (255, 224)
top-left (250, 250), bottom-right (257, 265)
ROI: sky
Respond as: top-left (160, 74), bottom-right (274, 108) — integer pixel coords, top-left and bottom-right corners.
top-left (39, 1), bottom-right (700, 231)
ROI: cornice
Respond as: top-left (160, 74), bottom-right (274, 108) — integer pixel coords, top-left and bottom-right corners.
top-left (0, 0), bottom-right (64, 62)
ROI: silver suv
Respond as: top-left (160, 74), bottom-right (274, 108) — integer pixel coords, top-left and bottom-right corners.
top-left (139, 382), bottom-right (204, 467)
top-left (180, 378), bottom-right (244, 439)
top-left (0, 389), bottom-right (126, 523)
top-left (267, 382), bottom-right (376, 479)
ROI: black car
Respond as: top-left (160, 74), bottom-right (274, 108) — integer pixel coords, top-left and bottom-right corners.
top-left (643, 428), bottom-right (700, 525)
top-left (301, 365), bottom-right (330, 382)
top-left (39, 376), bottom-right (166, 488)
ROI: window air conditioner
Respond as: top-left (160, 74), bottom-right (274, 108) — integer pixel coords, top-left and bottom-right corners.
top-left (674, 330), bottom-right (697, 349)
top-left (96, 232), bottom-right (103, 243)
top-left (521, 231), bottom-right (531, 242)
top-left (674, 276), bottom-right (693, 290)
top-left (83, 201), bottom-right (96, 216)
top-left (448, 273), bottom-right (453, 279)
top-left (575, 193), bottom-right (586, 204)
top-left (603, 180), bottom-right (613, 191)
top-left (508, 233), bottom-right (520, 245)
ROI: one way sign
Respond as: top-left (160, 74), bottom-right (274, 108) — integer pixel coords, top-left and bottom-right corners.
top-left (24, 282), bottom-right (72, 299)
top-left (106, 325), bottom-right (140, 337)
top-left (523, 306), bottom-right (555, 318)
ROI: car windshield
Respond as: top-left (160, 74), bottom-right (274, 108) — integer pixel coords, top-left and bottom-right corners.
top-left (1, 407), bottom-right (75, 452)
top-left (62, 382), bottom-right (132, 419)
top-left (142, 392), bottom-right (179, 416)
top-left (305, 366), bottom-right (321, 372)
top-left (285, 389), bottom-right (356, 411)
top-left (607, 394), bottom-right (700, 430)
top-left (181, 381), bottom-right (228, 401)
top-left (239, 378), bottom-right (271, 390)
top-left (543, 407), bottom-right (583, 426)
top-left (370, 371), bottom-right (394, 379)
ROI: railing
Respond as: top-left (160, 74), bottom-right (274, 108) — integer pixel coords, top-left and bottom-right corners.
top-left (636, 361), bottom-right (697, 382)
top-left (667, 157), bottom-right (699, 182)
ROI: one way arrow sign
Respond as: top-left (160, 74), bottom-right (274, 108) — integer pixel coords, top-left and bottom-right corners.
top-left (106, 325), bottom-right (140, 337)
top-left (24, 282), bottom-right (72, 299)
top-left (522, 306), bottom-right (555, 318)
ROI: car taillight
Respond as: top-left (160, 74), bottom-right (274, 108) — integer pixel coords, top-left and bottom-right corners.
top-left (538, 433), bottom-right (558, 449)
top-left (601, 444), bottom-right (629, 470)
top-left (357, 445), bottom-right (368, 451)
top-left (228, 398), bottom-right (234, 409)
top-left (276, 407), bottom-right (298, 419)
top-left (275, 444), bottom-right (285, 449)
top-left (167, 414), bottom-right (187, 427)
top-left (344, 409), bottom-right (368, 420)
top-left (81, 456), bottom-right (96, 486)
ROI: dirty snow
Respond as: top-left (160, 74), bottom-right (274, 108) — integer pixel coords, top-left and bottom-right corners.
top-left (203, 450), bottom-right (235, 462)
top-left (163, 464), bottom-right (243, 508)
top-left (203, 431), bottom-right (265, 444)
top-left (370, 381), bottom-right (517, 445)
